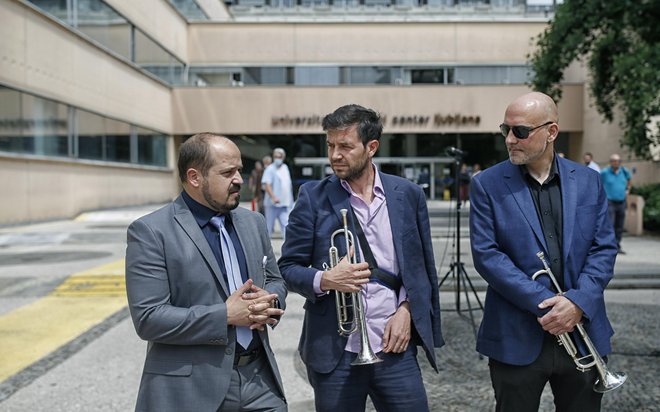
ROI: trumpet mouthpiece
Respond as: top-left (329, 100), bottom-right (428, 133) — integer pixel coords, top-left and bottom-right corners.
top-left (340, 209), bottom-right (348, 225)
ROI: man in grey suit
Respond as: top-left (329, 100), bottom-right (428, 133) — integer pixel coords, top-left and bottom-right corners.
top-left (126, 133), bottom-right (287, 412)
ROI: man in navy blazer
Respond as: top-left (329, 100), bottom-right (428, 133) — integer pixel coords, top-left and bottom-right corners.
top-left (470, 92), bottom-right (618, 411)
top-left (279, 104), bottom-right (443, 412)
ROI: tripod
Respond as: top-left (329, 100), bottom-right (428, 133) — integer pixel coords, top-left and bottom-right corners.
top-left (438, 149), bottom-right (484, 342)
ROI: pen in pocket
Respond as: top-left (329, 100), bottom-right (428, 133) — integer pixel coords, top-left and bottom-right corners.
top-left (261, 255), bottom-right (267, 288)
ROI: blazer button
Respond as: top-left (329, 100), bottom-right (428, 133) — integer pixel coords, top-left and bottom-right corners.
top-left (225, 347), bottom-right (233, 355)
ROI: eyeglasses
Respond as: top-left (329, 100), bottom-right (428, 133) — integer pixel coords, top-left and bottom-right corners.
top-left (499, 121), bottom-right (554, 139)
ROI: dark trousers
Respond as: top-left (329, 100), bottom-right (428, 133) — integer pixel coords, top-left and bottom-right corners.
top-left (306, 346), bottom-right (428, 412)
top-left (489, 334), bottom-right (603, 412)
top-left (607, 200), bottom-right (626, 249)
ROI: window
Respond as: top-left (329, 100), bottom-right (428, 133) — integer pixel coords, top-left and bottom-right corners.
top-left (411, 68), bottom-right (447, 84)
top-left (29, 0), bottom-right (184, 85)
top-left (0, 87), bottom-right (26, 154)
top-left (0, 87), bottom-right (68, 157)
top-left (243, 67), bottom-right (294, 85)
top-left (137, 128), bottom-right (168, 166)
top-left (168, 0), bottom-right (209, 20)
top-left (135, 29), bottom-right (186, 85)
top-left (346, 67), bottom-right (393, 85)
top-left (294, 67), bottom-right (340, 86)
top-left (76, 0), bottom-right (132, 60)
top-left (77, 110), bottom-right (106, 160)
top-left (455, 65), bottom-right (530, 84)
top-left (184, 64), bottom-right (529, 86)
top-left (0, 86), bottom-right (169, 167)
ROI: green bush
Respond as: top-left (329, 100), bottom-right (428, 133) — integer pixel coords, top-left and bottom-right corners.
top-left (631, 183), bottom-right (660, 233)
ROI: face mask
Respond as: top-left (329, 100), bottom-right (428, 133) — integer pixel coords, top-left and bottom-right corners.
top-left (274, 159), bottom-right (283, 167)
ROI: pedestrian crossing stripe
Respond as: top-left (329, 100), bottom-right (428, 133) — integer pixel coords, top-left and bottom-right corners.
top-left (54, 274), bottom-right (125, 297)
top-left (0, 260), bottom-right (127, 382)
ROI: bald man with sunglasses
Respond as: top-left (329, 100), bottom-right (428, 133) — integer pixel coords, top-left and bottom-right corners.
top-left (470, 92), bottom-right (618, 411)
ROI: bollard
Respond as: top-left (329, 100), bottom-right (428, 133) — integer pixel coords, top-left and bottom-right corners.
top-left (625, 194), bottom-right (645, 235)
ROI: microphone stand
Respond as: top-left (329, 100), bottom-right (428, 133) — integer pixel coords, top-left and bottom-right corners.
top-left (438, 151), bottom-right (484, 344)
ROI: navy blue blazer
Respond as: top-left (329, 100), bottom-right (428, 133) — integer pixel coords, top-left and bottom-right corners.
top-left (469, 156), bottom-right (618, 366)
top-left (278, 172), bottom-right (444, 374)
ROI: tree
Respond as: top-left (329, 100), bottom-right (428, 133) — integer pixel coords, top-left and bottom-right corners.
top-left (529, 0), bottom-right (660, 159)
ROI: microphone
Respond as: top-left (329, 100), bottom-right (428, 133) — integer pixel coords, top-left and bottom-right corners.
top-left (446, 147), bottom-right (465, 157)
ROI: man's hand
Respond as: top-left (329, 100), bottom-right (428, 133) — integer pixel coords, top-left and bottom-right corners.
top-left (382, 301), bottom-right (411, 353)
top-left (226, 280), bottom-right (256, 327)
top-left (241, 284), bottom-right (284, 330)
top-left (537, 295), bottom-right (584, 335)
top-left (320, 249), bottom-right (370, 293)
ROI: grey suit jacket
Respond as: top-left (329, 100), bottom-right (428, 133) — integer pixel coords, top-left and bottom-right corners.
top-left (125, 195), bottom-right (287, 412)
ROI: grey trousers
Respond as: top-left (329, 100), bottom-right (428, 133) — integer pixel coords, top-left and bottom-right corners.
top-left (218, 353), bottom-right (287, 412)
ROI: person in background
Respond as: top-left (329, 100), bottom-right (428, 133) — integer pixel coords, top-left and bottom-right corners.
top-left (459, 163), bottom-right (471, 202)
top-left (262, 148), bottom-right (294, 240)
top-left (278, 104), bottom-right (443, 412)
top-left (249, 160), bottom-right (265, 215)
top-left (471, 163), bottom-right (482, 178)
top-left (125, 133), bottom-right (287, 412)
top-left (470, 92), bottom-right (618, 411)
top-left (600, 153), bottom-right (632, 254)
top-left (261, 155), bottom-right (273, 212)
top-left (583, 152), bottom-right (601, 172)
top-left (262, 155), bottom-right (272, 169)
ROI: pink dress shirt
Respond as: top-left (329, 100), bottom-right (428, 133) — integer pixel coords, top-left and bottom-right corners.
top-left (313, 165), bottom-right (407, 353)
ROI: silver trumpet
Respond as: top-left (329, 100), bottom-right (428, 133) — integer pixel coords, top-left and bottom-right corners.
top-left (532, 251), bottom-right (627, 393)
top-left (327, 209), bottom-right (382, 366)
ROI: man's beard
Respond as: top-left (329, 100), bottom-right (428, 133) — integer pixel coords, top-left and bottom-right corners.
top-left (202, 180), bottom-right (241, 213)
top-left (508, 139), bottom-right (547, 165)
top-left (333, 155), bottom-right (370, 181)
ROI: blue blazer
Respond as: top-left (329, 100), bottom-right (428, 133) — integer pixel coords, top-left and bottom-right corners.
top-left (278, 173), bottom-right (444, 374)
top-left (469, 156), bottom-right (618, 366)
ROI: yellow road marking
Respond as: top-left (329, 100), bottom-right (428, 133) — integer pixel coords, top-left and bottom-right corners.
top-left (0, 260), bottom-right (127, 382)
top-left (54, 275), bottom-right (125, 297)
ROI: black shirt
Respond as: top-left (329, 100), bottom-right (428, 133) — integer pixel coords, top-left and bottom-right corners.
top-left (522, 155), bottom-right (564, 290)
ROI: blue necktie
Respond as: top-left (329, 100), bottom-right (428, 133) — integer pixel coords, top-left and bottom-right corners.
top-left (209, 215), bottom-right (252, 349)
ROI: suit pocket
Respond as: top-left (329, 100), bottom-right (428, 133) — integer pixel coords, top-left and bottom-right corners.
top-left (144, 359), bottom-right (192, 376)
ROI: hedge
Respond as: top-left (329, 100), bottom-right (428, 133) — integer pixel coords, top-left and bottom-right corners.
top-left (631, 183), bottom-right (660, 233)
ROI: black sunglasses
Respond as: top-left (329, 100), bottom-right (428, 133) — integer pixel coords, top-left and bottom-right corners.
top-left (499, 121), bottom-right (554, 139)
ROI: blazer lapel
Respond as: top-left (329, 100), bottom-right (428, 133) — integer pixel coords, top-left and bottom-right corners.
top-left (327, 175), bottom-right (352, 225)
top-left (380, 173), bottom-right (406, 273)
top-left (558, 158), bottom-right (577, 264)
top-left (326, 175), bottom-right (361, 259)
top-left (172, 197), bottom-right (230, 297)
top-left (503, 162), bottom-right (548, 252)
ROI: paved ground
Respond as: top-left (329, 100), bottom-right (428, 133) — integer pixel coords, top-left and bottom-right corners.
top-left (0, 201), bottom-right (658, 411)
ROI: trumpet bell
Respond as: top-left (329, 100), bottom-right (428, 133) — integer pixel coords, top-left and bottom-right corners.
top-left (594, 371), bottom-right (627, 393)
top-left (351, 351), bottom-right (383, 366)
